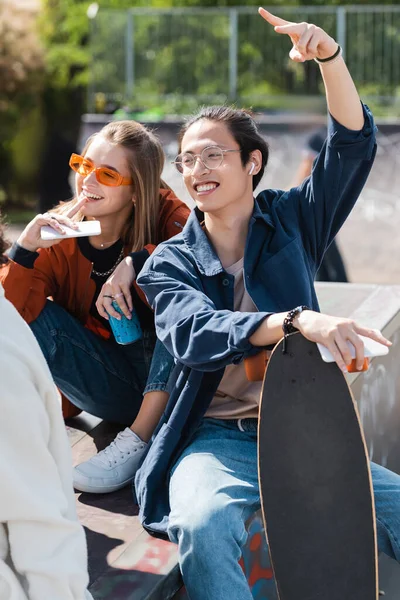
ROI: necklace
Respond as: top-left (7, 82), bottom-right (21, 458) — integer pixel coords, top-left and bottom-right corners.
top-left (92, 248), bottom-right (125, 278)
top-left (99, 238), bottom-right (120, 248)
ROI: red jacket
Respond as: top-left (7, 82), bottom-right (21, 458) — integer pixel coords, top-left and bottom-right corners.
top-left (1, 189), bottom-right (190, 339)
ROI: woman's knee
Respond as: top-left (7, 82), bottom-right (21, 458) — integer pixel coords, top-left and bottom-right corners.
top-left (30, 300), bottom-right (68, 334)
top-left (29, 301), bottom-right (61, 360)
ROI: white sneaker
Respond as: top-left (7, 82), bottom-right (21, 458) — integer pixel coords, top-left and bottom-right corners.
top-left (73, 428), bottom-right (147, 494)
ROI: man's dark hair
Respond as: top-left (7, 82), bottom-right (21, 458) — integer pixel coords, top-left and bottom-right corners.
top-left (178, 105), bottom-right (269, 191)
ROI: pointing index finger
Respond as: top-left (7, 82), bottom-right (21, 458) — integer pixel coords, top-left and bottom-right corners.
top-left (258, 7), bottom-right (291, 27)
top-left (65, 197), bottom-right (87, 219)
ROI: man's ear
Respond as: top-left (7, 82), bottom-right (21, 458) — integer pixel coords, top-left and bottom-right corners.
top-left (247, 150), bottom-right (262, 176)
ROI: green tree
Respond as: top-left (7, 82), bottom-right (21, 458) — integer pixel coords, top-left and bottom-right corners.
top-left (39, 0), bottom-right (90, 137)
top-left (0, 0), bottom-right (44, 206)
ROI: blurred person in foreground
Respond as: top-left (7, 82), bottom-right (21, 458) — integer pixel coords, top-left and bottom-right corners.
top-left (0, 216), bottom-right (92, 600)
top-left (293, 126), bottom-right (349, 282)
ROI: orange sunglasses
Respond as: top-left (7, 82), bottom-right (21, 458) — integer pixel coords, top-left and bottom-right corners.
top-left (69, 153), bottom-right (133, 187)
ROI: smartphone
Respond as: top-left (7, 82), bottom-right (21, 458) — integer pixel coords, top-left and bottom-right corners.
top-left (317, 334), bottom-right (389, 363)
top-left (40, 220), bottom-right (101, 240)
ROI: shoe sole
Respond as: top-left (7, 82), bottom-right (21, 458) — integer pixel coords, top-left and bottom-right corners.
top-left (73, 478), bottom-right (134, 494)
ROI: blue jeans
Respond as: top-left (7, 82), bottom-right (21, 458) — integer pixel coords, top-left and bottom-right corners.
top-left (168, 418), bottom-right (400, 600)
top-left (30, 300), bottom-right (174, 424)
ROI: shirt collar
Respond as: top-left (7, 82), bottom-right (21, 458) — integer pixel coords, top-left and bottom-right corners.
top-left (182, 197), bottom-right (275, 277)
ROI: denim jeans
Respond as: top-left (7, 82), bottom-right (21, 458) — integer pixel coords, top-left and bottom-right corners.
top-left (30, 300), bottom-right (174, 424)
top-left (168, 418), bottom-right (400, 600)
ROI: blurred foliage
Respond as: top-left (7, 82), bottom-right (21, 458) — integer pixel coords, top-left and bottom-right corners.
top-left (1, 0), bottom-right (400, 212)
top-left (38, 0), bottom-right (88, 139)
top-left (40, 0), bottom-right (89, 89)
top-left (9, 106), bottom-right (46, 196)
top-left (37, 0), bottom-right (400, 117)
top-left (0, 4), bottom-right (43, 107)
top-left (88, 5), bottom-right (400, 118)
top-left (0, 0), bottom-right (44, 206)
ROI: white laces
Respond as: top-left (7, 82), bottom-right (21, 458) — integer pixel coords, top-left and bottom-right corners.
top-left (94, 428), bottom-right (146, 467)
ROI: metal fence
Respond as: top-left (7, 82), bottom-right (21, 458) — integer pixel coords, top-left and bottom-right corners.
top-left (87, 5), bottom-right (400, 113)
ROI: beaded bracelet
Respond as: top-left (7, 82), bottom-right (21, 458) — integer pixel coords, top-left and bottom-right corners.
top-left (314, 45), bottom-right (342, 66)
top-left (282, 305), bottom-right (311, 353)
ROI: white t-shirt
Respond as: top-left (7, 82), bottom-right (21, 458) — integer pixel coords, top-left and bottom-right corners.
top-left (206, 258), bottom-right (262, 419)
top-left (0, 283), bottom-right (92, 600)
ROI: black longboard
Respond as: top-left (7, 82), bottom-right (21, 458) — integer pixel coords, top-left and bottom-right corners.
top-left (258, 332), bottom-right (378, 600)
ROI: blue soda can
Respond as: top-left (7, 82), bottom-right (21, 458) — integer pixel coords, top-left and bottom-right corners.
top-left (108, 300), bottom-right (142, 345)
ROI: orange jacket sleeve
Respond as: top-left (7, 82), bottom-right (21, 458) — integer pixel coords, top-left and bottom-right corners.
top-left (130, 190), bottom-right (190, 273)
top-left (0, 247), bottom-right (57, 323)
top-left (143, 202), bottom-right (190, 257)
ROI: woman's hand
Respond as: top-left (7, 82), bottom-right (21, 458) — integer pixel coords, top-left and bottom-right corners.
top-left (16, 199), bottom-right (85, 252)
top-left (258, 8), bottom-right (338, 62)
top-left (294, 311), bottom-right (391, 373)
top-left (96, 256), bottom-right (136, 321)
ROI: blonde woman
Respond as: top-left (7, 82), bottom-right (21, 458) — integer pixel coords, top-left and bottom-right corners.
top-left (0, 120), bottom-right (189, 493)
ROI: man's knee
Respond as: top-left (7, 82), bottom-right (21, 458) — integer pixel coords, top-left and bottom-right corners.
top-left (371, 462), bottom-right (400, 561)
top-left (371, 462), bottom-right (400, 497)
top-left (168, 499), bottom-right (244, 552)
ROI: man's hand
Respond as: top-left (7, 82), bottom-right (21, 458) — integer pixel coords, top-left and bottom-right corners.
top-left (16, 198), bottom-right (86, 252)
top-left (294, 311), bottom-right (391, 373)
top-left (258, 8), bottom-right (338, 62)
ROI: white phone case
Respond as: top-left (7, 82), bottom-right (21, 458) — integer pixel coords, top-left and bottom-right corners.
top-left (40, 220), bottom-right (101, 240)
top-left (317, 334), bottom-right (389, 363)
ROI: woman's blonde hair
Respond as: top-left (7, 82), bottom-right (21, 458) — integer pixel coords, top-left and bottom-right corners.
top-left (52, 120), bottom-right (171, 251)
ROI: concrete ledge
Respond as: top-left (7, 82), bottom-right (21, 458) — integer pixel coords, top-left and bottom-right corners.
top-left (316, 283), bottom-right (400, 474)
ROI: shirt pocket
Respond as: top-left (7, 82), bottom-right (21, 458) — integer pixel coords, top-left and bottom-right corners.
top-left (261, 237), bottom-right (300, 272)
top-left (259, 238), bottom-right (310, 311)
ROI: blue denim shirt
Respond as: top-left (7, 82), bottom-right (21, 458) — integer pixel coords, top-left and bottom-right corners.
top-left (135, 105), bottom-right (377, 536)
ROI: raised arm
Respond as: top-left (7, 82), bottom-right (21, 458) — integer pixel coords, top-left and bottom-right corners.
top-left (258, 8), bottom-right (364, 130)
top-left (0, 200), bottom-right (85, 321)
top-left (256, 9), bottom-right (377, 270)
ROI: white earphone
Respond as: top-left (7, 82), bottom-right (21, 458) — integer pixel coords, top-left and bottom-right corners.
top-left (249, 162), bottom-right (256, 175)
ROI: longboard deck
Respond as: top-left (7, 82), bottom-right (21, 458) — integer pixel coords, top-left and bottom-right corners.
top-left (258, 332), bottom-right (378, 600)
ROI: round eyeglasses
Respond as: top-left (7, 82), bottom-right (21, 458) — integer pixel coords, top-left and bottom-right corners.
top-left (69, 153), bottom-right (133, 187)
top-left (172, 146), bottom-right (241, 174)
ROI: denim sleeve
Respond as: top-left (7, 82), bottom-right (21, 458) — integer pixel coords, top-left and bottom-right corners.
top-left (137, 248), bottom-right (271, 372)
top-left (269, 103), bottom-right (377, 269)
top-left (143, 338), bottom-right (175, 394)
